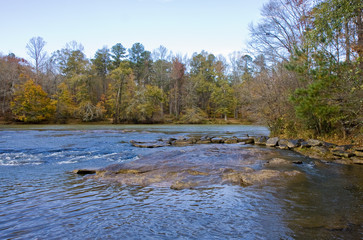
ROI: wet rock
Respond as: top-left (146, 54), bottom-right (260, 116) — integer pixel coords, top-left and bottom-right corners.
top-left (73, 169), bottom-right (97, 175)
top-left (224, 138), bottom-right (238, 144)
top-left (170, 181), bottom-right (197, 190)
top-left (265, 158), bottom-right (290, 165)
top-left (307, 139), bottom-right (323, 147)
top-left (211, 137), bottom-right (224, 143)
top-left (237, 138), bottom-right (254, 144)
top-left (300, 141), bottom-right (311, 148)
top-left (286, 139), bottom-right (302, 149)
top-left (335, 145), bottom-right (354, 151)
top-left (311, 146), bottom-right (329, 155)
top-left (322, 141), bottom-right (337, 148)
top-left (223, 168), bottom-right (303, 186)
top-left (254, 136), bottom-right (268, 145)
top-left (84, 144), bottom-right (306, 189)
top-left (292, 161), bottom-right (303, 164)
top-left (352, 158), bottom-right (363, 165)
top-left (283, 170), bottom-right (302, 177)
top-left (276, 138), bottom-right (290, 149)
top-left (266, 137), bottom-right (279, 147)
top-left (131, 141), bottom-right (166, 148)
top-left (334, 159), bottom-right (354, 165)
top-left (354, 151), bottom-right (363, 157)
top-left (332, 150), bottom-right (354, 158)
top-left (172, 137), bottom-right (196, 146)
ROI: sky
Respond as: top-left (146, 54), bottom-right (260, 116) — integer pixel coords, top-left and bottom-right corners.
top-left (0, 0), bottom-right (268, 61)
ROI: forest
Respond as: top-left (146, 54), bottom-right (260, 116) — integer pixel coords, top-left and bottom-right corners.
top-left (0, 0), bottom-right (362, 143)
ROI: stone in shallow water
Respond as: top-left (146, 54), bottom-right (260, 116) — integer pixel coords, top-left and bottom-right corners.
top-left (265, 158), bottom-right (290, 165)
top-left (254, 136), bottom-right (268, 145)
top-left (266, 137), bottom-right (279, 147)
top-left (73, 169), bottom-right (97, 175)
top-left (80, 145), bottom-right (305, 190)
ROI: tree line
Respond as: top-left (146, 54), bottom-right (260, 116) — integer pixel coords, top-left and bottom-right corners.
top-left (0, 0), bottom-right (362, 142)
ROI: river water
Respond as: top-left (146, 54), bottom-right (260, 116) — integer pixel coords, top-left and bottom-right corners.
top-left (0, 125), bottom-right (362, 239)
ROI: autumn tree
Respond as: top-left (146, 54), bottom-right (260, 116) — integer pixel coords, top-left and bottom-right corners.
top-left (108, 61), bottom-right (134, 123)
top-left (169, 57), bottom-right (185, 118)
top-left (11, 79), bottom-right (56, 123)
top-left (53, 82), bottom-right (76, 123)
top-left (0, 54), bottom-right (32, 117)
top-left (126, 85), bottom-right (165, 123)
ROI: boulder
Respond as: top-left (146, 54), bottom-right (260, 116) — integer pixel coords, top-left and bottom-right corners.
top-left (170, 181), bottom-right (197, 190)
top-left (172, 139), bottom-right (192, 146)
top-left (224, 138), bottom-right (238, 144)
top-left (286, 139), bottom-right (301, 149)
top-left (211, 137), bottom-right (224, 143)
top-left (237, 138), bottom-right (254, 144)
top-left (277, 144), bottom-right (289, 150)
top-left (265, 158), bottom-right (290, 165)
top-left (292, 161), bottom-right (303, 164)
top-left (73, 169), bottom-right (97, 175)
top-left (335, 145), bottom-right (354, 151)
top-left (331, 150), bottom-right (354, 158)
top-left (307, 139), bottom-right (323, 147)
top-left (300, 141), bottom-right (311, 148)
top-left (352, 158), bottom-right (363, 165)
top-left (196, 139), bottom-right (211, 144)
top-left (334, 159), bottom-right (354, 165)
top-left (322, 141), bottom-right (337, 148)
top-left (266, 137), bottom-right (279, 147)
top-left (354, 151), bottom-right (363, 157)
top-left (277, 139), bottom-right (290, 149)
top-left (131, 142), bottom-right (166, 148)
top-left (254, 136), bottom-right (268, 145)
top-left (311, 146), bottom-right (329, 155)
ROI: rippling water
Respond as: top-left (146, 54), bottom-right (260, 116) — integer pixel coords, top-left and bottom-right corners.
top-left (0, 125), bottom-right (362, 239)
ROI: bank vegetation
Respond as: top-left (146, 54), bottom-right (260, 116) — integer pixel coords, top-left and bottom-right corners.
top-left (0, 0), bottom-right (362, 144)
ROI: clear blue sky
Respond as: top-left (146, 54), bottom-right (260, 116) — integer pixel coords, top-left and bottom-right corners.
top-left (1, 0), bottom-right (268, 59)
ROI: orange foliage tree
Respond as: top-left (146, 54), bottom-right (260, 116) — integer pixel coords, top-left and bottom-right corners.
top-left (11, 79), bottom-right (56, 123)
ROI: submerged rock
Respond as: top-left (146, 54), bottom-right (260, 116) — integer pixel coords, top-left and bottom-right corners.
top-left (80, 145), bottom-right (305, 189)
top-left (131, 141), bottom-right (167, 148)
top-left (265, 158), bottom-right (290, 166)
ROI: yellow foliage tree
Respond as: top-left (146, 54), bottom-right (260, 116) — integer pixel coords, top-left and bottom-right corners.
top-left (11, 79), bottom-right (56, 123)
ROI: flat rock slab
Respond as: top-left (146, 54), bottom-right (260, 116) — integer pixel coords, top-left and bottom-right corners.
top-left (82, 145), bottom-right (304, 189)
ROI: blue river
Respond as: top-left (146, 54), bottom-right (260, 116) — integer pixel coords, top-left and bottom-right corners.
top-left (0, 125), bottom-right (362, 239)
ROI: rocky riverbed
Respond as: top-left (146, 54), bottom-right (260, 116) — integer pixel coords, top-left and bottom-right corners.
top-left (76, 144), bottom-right (305, 189)
top-left (75, 135), bottom-right (362, 189)
top-left (129, 135), bottom-right (363, 165)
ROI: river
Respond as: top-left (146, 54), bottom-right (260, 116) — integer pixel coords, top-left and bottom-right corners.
top-left (0, 125), bottom-right (362, 239)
